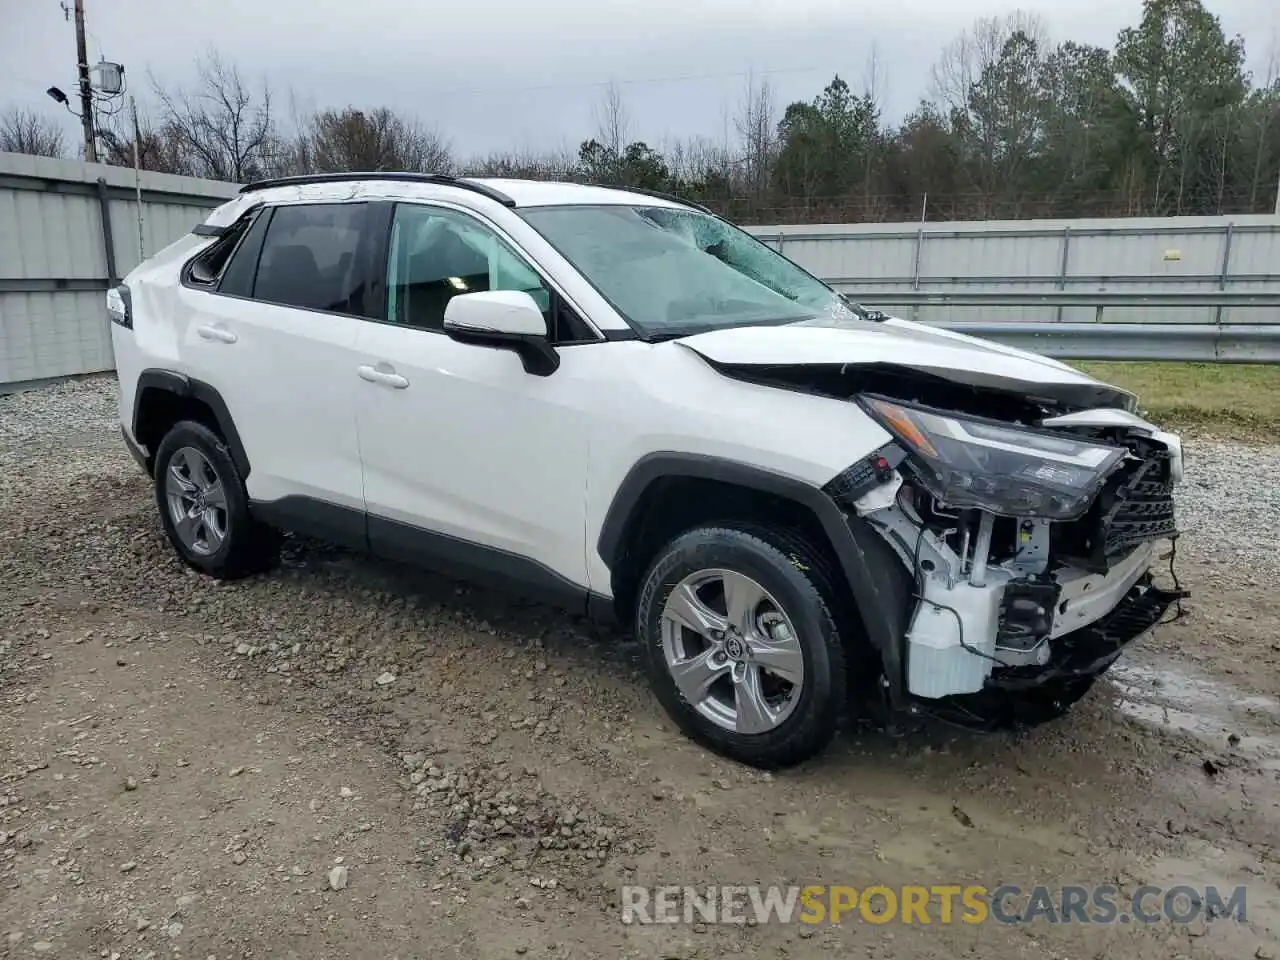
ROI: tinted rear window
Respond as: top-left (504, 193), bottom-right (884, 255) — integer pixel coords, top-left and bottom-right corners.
top-left (251, 203), bottom-right (371, 316)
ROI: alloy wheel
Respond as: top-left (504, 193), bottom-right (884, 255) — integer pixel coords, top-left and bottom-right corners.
top-left (164, 446), bottom-right (229, 556)
top-left (659, 568), bottom-right (805, 735)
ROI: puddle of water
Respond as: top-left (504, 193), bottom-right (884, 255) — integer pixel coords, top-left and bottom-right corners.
top-left (1108, 661), bottom-right (1280, 771)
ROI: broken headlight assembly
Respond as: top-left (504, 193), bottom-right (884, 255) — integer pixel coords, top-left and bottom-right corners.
top-left (857, 395), bottom-right (1127, 521)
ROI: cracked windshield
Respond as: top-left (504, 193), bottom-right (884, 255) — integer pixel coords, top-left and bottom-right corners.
top-left (521, 204), bottom-right (865, 337)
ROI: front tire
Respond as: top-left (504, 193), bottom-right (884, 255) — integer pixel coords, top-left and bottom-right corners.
top-left (635, 524), bottom-right (849, 769)
top-left (152, 420), bottom-right (280, 580)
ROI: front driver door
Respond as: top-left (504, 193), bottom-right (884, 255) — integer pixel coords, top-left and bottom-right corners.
top-left (353, 201), bottom-right (594, 602)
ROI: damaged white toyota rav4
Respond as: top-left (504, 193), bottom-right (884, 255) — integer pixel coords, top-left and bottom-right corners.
top-left (108, 173), bottom-right (1186, 768)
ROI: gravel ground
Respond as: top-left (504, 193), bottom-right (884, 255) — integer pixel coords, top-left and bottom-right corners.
top-left (1173, 438), bottom-right (1280, 580)
top-left (3, 373), bottom-right (1280, 960)
top-left (0, 376), bottom-right (119, 447)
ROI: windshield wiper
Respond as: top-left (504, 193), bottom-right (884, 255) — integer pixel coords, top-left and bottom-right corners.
top-left (840, 294), bottom-right (889, 322)
top-left (648, 329), bottom-right (699, 342)
top-left (646, 316), bottom-right (810, 342)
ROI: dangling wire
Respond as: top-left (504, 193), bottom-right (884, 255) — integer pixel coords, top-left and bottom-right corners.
top-left (1158, 535), bottom-right (1188, 625)
top-left (911, 524), bottom-right (1012, 669)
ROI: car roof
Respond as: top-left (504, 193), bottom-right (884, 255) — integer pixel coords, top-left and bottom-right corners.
top-left (197, 174), bottom-right (695, 231)
top-left (478, 178), bottom-right (694, 209)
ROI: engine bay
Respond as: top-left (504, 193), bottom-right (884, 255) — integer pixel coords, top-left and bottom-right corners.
top-left (843, 414), bottom-right (1184, 710)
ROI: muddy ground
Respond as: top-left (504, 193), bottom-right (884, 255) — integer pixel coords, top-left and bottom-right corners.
top-left (2, 377), bottom-right (1279, 960)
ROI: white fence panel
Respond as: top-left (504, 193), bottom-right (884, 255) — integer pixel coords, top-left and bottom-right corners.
top-left (750, 216), bottom-right (1280, 329)
top-left (0, 152), bottom-right (235, 386)
top-left (2, 155), bottom-right (1279, 387)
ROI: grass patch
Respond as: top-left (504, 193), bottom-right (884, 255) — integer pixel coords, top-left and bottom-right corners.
top-left (1073, 362), bottom-right (1280, 436)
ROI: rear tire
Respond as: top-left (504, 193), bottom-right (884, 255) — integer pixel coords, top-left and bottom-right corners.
top-left (635, 524), bottom-right (849, 769)
top-left (152, 420), bottom-right (280, 580)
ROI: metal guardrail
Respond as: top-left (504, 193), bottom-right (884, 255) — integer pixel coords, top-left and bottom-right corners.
top-left (927, 322), bottom-right (1280, 363)
top-left (827, 290), bottom-right (1280, 361)
top-left (839, 289), bottom-right (1280, 308)
top-left (842, 290), bottom-right (1280, 309)
top-left (774, 222), bottom-right (1280, 243)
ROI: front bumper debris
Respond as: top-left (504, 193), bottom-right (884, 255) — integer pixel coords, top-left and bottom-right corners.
top-left (1054, 449), bottom-right (1179, 574)
top-left (915, 576), bottom-right (1187, 730)
top-left (987, 576), bottom-right (1186, 691)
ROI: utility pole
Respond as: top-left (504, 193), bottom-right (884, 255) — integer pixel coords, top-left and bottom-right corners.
top-left (73, 0), bottom-right (97, 162)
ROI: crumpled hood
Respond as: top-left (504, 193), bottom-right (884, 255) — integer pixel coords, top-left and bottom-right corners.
top-left (675, 314), bottom-right (1137, 410)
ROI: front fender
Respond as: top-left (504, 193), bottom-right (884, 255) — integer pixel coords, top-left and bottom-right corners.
top-left (598, 452), bottom-right (913, 702)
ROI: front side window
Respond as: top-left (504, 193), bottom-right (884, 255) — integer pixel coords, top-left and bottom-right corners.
top-left (384, 204), bottom-right (600, 342)
top-left (519, 204), bottom-right (869, 339)
top-left (251, 203), bottom-right (371, 315)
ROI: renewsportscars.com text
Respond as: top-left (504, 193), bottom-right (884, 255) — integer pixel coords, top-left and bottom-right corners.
top-left (620, 884), bottom-right (1247, 926)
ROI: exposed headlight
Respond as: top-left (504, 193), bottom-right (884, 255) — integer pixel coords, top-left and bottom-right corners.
top-left (858, 395), bottom-right (1127, 520)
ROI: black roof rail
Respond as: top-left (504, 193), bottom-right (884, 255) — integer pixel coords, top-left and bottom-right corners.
top-left (236, 172), bottom-right (517, 207)
top-left (589, 183), bottom-right (713, 214)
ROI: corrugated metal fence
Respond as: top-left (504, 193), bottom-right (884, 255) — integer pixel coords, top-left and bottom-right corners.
top-left (0, 153), bottom-right (234, 386)
top-left (756, 216), bottom-right (1280, 326)
top-left (2, 153), bottom-right (1279, 388)
top-left (752, 216), bottom-right (1280, 363)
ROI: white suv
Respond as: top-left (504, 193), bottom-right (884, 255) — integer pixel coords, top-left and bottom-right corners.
top-left (108, 173), bottom-right (1186, 768)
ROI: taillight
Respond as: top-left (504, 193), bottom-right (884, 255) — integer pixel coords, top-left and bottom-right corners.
top-left (107, 284), bottom-right (132, 329)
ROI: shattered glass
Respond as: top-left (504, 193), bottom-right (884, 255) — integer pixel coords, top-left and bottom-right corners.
top-left (520, 203), bottom-right (882, 338)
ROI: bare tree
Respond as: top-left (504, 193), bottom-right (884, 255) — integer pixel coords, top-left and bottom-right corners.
top-left (929, 11), bottom-right (1050, 212)
top-left (734, 70), bottom-right (777, 201)
top-left (97, 113), bottom-right (193, 175)
top-left (0, 107), bottom-right (67, 157)
top-left (592, 81), bottom-right (631, 158)
top-left (151, 49), bottom-right (277, 182)
top-left (666, 134), bottom-right (734, 185)
top-left (287, 106), bottom-right (453, 174)
top-left (1246, 40), bottom-right (1280, 211)
top-left (930, 10), bottom-right (1048, 115)
top-left (859, 45), bottom-right (890, 203)
top-left (463, 144), bottom-right (578, 180)
top-left (95, 102), bottom-right (201, 175)
top-left (863, 42), bottom-right (889, 112)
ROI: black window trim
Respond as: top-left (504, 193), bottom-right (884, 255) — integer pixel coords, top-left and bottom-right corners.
top-left (182, 198), bottom-right (384, 324)
top-left (367, 198), bottom-right (607, 346)
top-left (179, 204), bottom-right (264, 292)
top-left (216, 205), bottom-right (273, 299)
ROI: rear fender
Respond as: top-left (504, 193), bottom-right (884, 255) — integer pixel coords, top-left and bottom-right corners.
top-left (132, 369), bottom-right (251, 479)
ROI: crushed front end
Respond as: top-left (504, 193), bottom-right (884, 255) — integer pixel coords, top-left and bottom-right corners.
top-left (827, 395), bottom-right (1188, 729)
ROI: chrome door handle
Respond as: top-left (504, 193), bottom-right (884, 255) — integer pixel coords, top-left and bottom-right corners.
top-left (357, 364), bottom-right (409, 389)
top-left (196, 325), bottom-right (237, 344)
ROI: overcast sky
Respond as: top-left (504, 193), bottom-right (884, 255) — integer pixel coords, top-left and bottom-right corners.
top-left (1, 0), bottom-right (1276, 160)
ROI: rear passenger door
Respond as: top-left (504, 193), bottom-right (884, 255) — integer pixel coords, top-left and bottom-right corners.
top-left (181, 201), bottom-right (377, 537)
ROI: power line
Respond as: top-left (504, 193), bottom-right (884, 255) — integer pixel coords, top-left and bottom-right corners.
top-left (73, 0), bottom-right (96, 161)
top-left (7, 59), bottom-right (842, 106)
top-left (421, 63), bottom-right (834, 99)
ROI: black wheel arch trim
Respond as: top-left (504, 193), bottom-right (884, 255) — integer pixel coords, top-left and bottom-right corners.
top-left (133, 369), bottom-right (252, 479)
top-left (597, 452), bottom-right (913, 702)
